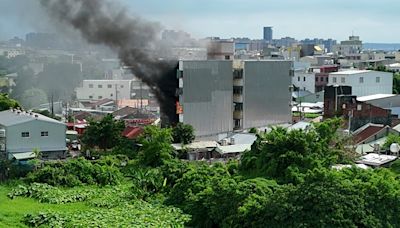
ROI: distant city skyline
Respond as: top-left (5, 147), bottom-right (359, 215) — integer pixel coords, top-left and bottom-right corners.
top-left (0, 0), bottom-right (399, 43)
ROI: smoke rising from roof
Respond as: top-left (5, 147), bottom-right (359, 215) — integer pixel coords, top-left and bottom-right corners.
top-left (40, 0), bottom-right (179, 124)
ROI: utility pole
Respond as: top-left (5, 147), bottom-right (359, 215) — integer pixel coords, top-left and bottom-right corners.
top-left (51, 92), bottom-right (54, 116)
top-left (115, 84), bottom-right (118, 111)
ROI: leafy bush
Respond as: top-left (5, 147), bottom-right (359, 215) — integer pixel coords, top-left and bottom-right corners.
top-left (23, 202), bottom-right (190, 227)
top-left (26, 158), bottom-right (123, 187)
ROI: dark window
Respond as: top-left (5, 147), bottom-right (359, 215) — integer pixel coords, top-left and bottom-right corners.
top-left (89, 95), bottom-right (93, 99)
top-left (98, 85), bottom-right (103, 88)
top-left (41, 131), bottom-right (48, 137)
top-left (107, 84), bottom-right (112, 88)
top-left (303, 77), bottom-right (306, 81)
top-left (89, 84), bottom-right (93, 88)
top-left (315, 77), bottom-right (318, 82)
top-left (120, 85), bottom-right (124, 88)
top-left (225, 55), bottom-right (230, 60)
top-left (98, 96), bottom-right (103, 99)
top-left (21, 132), bottom-right (29, 138)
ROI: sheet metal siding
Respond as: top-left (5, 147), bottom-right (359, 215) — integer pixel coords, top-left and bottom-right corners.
top-left (182, 61), bottom-right (233, 137)
top-left (243, 61), bottom-right (292, 129)
top-left (5, 121), bottom-right (66, 153)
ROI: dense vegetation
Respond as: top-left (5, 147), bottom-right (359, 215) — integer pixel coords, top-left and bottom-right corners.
top-left (3, 119), bottom-right (400, 227)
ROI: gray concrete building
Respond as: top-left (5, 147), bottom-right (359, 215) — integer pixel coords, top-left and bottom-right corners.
top-left (176, 60), bottom-right (293, 139)
top-left (177, 60), bottom-right (234, 138)
top-left (0, 110), bottom-right (67, 160)
top-left (233, 60), bottom-right (293, 130)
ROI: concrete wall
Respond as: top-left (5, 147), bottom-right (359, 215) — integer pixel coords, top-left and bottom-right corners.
top-left (329, 71), bottom-right (393, 97)
top-left (242, 60), bottom-right (292, 129)
top-left (179, 60), bottom-right (233, 138)
top-left (76, 80), bottom-right (132, 100)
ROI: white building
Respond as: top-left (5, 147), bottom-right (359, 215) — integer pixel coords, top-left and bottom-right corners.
top-left (76, 80), bottom-right (133, 101)
top-left (387, 63), bottom-right (400, 72)
top-left (0, 110), bottom-right (67, 160)
top-left (293, 71), bottom-right (315, 93)
top-left (328, 70), bottom-right (393, 97)
top-left (333, 35), bottom-right (362, 56)
top-left (0, 48), bottom-right (25, 59)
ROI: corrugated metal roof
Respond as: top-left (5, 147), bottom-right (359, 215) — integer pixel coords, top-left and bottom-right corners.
top-left (357, 94), bottom-right (395, 102)
top-left (12, 152), bottom-right (36, 160)
top-left (0, 110), bottom-right (64, 127)
top-left (355, 153), bottom-right (397, 166)
top-left (330, 70), bottom-right (371, 75)
top-left (215, 144), bottom-right (252, 154)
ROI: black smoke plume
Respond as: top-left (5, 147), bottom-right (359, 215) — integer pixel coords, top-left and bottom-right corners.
top-left (40, 0), bottom-right (178, 124)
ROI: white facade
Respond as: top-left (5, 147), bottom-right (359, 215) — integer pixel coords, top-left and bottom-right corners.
top-left (387, 63), bottom-right (400, 72)
top-left (76, 80), bottom-right (133, 101)
top-left (328, 70), bottom-right (393, 97)
top-left (293, 71), bottom-right (315, 93)
top-left (0, 48), bottom-right (26, 59)
top-left (0, 110), bottom-right (66, 160)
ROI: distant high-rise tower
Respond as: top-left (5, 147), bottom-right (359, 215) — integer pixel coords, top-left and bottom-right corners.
top-left (263, 27), bottom-right (273, 43)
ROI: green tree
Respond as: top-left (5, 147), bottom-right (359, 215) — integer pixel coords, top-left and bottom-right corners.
top-left (0, 93), bottom-right (20, 111)
top-left (138, 126), bottom-right (174, 167)
top-left (81, 114), bottom-right (125, 150)
top-left (240, 118), bottom-right (351, 183)
top-left (172, 123), bottom-right (195, 145)
top-left (383, 133), bottom-right (400, 150)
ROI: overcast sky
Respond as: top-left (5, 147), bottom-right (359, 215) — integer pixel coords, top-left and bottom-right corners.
top-left (0, 0), bottom-right (399, 43)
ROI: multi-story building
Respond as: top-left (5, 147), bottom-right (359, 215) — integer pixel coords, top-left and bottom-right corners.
top-left (0, 110), bottom-right (67, 160)
top-left (176, 60), bottom-right (293, 139)
top-left (328, 70), bottom-right (393, 97)
top-left (233, 60), bottom-right (292, 130)
top-left (263, 27), bottom-right (273, 43)
top-left (206, 38), bottom-right (235, 60)
top-left (177, 60), bottom-right (234, 138)
top-left (333, 35), bottom-right (362, 56)
top-left (315, 65), bottom-right (339, 92)
top-left (76, 79), bottom-right (151, 101)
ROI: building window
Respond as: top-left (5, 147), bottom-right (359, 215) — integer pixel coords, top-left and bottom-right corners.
top-left (326, 77), bottom-right (329, 82)
top-left (89, 95), bottom-right (93, 99)
top-left (120, 85), bottom-right (124, 88)
top-left (297, 76), bottom-right (300, 81)
top-left (107, 84), bottom-right (112, 88)
top-left (98, 85), bottom-right (103, 88)
top-left (357, 104), bottom-right (362, 111)
top-left (315, 77), bottom-right (318, 82)
top-left (341, 77), bottom-right (345, 83)
top-left (41, 131), bottom-right (48, 137)
top-left (89, 84), bottom-right (93, 88)
top-left (376, 77), bottom-right (380, 83)
top-left (110, 93), bottom-right (113, 97)
top-left (225, 55), bottom-right (230, 60)
top-left (21, 132), bottom-right (29, 138)
top-left (98, 96), bottom-right (103, 99)
top-left (303, 77), bottom-right (306, 82)
top-left (333, 77), bottom-right (337, 83)
top-left (359, 77), bottom-right (364, 83)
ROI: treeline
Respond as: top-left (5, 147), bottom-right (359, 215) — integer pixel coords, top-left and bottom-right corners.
top-left (5, 118), bottom-right (400, 227)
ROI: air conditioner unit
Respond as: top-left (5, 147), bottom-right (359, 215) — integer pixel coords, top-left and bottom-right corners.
top-left (0, 129), bottom-right (5, 138)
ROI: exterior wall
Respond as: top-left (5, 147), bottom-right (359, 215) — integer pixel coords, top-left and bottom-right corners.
top-left (5, 121), bottom-right (66, 157)
top-left (395, 52), bottom-right (400, 62)
top-left (179, 60), bottom-right (233, 138)
top-left (293, 71), bottom-right (315, 93)
top-left (328, 71), bottom-right (393, 97)
top-left (242, 60), bottom-right (292, 129)
top-left (76, 80), bottom-right (132, 101)
top-left (207, 40), bottom-right (235, 60)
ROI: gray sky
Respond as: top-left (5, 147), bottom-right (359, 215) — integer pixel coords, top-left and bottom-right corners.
top-left (0, 0), bottom-right (399, 43)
